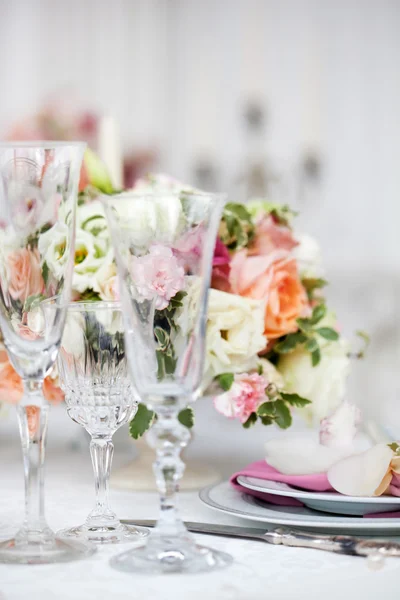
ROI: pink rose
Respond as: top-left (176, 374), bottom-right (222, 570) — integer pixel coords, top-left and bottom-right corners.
top-left (211, 238), bottom-right (231, 292)
top-left (249, 215), bottom-right (298, 256)
top-left (132, 244), bottom-right (185, 310)
top-left (7, 248), bottom-right (44, 302)
top-left (213, 372), bottom-right (267, 423)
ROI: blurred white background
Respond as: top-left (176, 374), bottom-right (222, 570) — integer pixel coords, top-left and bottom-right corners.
top-left (1, 0), bottom-right (400, 463)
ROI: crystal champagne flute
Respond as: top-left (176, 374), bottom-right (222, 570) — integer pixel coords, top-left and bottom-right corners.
top-left (0, 141), bottom-right (95, 564)
top-left (102, 190), bottom-right (232, 574)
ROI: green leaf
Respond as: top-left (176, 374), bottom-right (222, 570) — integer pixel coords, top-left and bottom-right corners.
top-left (311, 347), bottom-right (321, 366)
top-left (218, 373), bottom-right (234, 391)
top-left (310, 303), bottom-right (327, 325)
top-left (129, 403), bottom-right (155, 440)
top-left (24, 293), bottom-right (45, 313)
top-left (79, 289), bottom-right (102, 302)
top-left (273, 400), bottom-right (292, 429)
top-left (178, 407), bottom-right (194, 429)
top-left (316, 327), bottom-right (339, 341)
top-left (280, 392), bottom-right (312, 408)
top-left (274, 332), bottom-right (307, 354)
top-left (257, 401), bottom-right (276, 417)
top-left (242, 413), bottom-right (258, 429)
top-left (305, 337), bottom-right (318, 352)
top-left (154, 326), bottom-right (169, 351)
top-left (259, 415), bottom-right (274, 426)
top-left (388, 442), bottom-right (400, 454)
top-left (302, 277), bottom-right (328, 294)
top-left (42, 261), bottom-right (50, 285)
top-left (296, 318), bottom-right (314, 333)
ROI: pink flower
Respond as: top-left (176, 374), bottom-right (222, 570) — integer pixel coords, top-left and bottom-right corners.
top-left (7, 248), bottom-right (44, 302)
top-left (213, 372), bottom-right (267, 424)
top-left (249, 215), bottom-right (298, 256)
top-left (211, 238), bottom-right (231, 292)
top-left (132, 245), bottom-right (185, 310)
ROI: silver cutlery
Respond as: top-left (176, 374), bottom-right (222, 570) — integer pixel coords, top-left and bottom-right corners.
top-left (122, 519), bottom-right (400, 558)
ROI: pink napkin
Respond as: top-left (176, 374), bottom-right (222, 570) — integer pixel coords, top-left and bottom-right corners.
top-left (230, 460), bottom-right (332, 507)
top-left (230, 460), bottom-right (400, 517)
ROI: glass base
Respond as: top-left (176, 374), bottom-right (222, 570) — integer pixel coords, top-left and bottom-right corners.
top-left (0, 536), bottom-right (96, 565)
top-left (110, 534), bottom-right (233, 574)
top-left (58, 522), bottom-right (149, 545)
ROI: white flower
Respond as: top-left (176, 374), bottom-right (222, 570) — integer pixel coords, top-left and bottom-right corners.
top-left (278, 338), bottom-right (350, 423)
top-left (320, 401), bottom-right (361, 448)
top-left (60, 311), bottom-right (85, 357)
top-left (92, 254), bottom-right (118, 301)
top-left (293, 234), bottom-right (323, 278)
top-left (205, 289), bottom-right (267, 382)
top-left (77, 200), bottom-right (109, 240)
top-left (257, 358), bottom-right (284, 388)
top-left (72, 229), bottom-right (106, 293)
top-left (38, 222), bottom-right (69, 278)
top-left (264, 435), bottom-right (357, 476)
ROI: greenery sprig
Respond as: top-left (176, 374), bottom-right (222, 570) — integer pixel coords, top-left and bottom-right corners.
top-left (219, 203), bottom-right (255, 250)
top-left (274, 303), bottom-right (339, 366)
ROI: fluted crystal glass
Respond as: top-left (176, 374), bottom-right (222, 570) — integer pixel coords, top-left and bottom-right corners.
top-left (56, 301), bottom-right (149, 544)
top-left (0, 141), bottom-right (94, 564)
top-left (102, 190), bottom-right (232, 574)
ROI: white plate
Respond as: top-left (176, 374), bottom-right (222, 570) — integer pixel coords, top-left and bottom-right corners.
top-left (237, 476), bottom-right (400, 516)
top-left (199, 481), bottom-right (400, 534)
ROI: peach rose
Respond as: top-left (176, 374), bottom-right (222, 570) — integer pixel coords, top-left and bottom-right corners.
top-left (0, 345), bottom-right (63, 405)
top-left (43, 376), bottom-right (64, 404)
top-left (0, 361), bottom-right (23, 404)
top-left (230, 250), bottom-right (309, 340)
top-left (7, 248), bottom-right (44, 302)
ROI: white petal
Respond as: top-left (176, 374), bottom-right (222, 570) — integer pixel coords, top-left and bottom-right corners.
top-left (327, 443), bottom-right (393, 496)
top-left (265, 436), bottom-right (354, 475)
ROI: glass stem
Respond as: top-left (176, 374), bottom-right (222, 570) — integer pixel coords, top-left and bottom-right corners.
top-left (87, 437), bottom-right (116, 525)
top-left (17, 380), bottom-right (52, 542)
top-left (148, 409), bottom-right (191, 537)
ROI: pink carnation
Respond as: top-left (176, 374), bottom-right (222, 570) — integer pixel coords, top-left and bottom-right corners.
top-left (250, 215), bottom-right (298, 256)
top-left (132, 244), bottom-right (185, 310)
top-left (213, 372), bottom-right (267, 424)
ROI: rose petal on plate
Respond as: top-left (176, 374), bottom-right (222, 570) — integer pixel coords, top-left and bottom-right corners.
top-left (265, 436), bottom-right (356, 476)
top-left (327, 443), bottom-right (394, 497)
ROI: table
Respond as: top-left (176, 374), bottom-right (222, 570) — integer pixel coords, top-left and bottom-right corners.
top-left (1, 436), bottom-right (400, 600)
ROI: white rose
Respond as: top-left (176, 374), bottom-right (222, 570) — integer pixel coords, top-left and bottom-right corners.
top-left (92, 255), bottom-right (118, 301)
top-left (278, 338), bottom-right (350, 424)
top-left (205, 289), bottom-right (267, 381)
top-left (72, 229), bottom-right (107, 293)
top-left (293, 234), bottom-right (323, 278)
top-left (38, 222), bottom-right (69, 278)
top-left (257, 358), bottom-right (284, 388)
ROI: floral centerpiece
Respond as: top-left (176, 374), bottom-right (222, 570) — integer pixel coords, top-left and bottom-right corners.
top-left (0, 170), bottom-right (361, 438)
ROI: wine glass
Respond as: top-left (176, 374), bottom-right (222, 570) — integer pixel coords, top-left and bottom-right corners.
top-left (102, 190), bottom-right (232, 574)
top-left (0, 141), bottom-right (95, 564)
top-left (55, 301), bottom-right (149, 544)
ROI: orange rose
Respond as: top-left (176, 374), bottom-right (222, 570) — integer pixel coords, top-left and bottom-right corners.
top-left (7, 248), bottom-right (44, 302)
top-left (0, 361), bottom-right (23, 404)
top-left (230, 250), bottom-right (309, 340)
top-left (0, 345), bottom-right (63, 405)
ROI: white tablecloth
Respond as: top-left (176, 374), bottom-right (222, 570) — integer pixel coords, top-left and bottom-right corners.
top-left (1, 428), bottom-right (400, 600)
